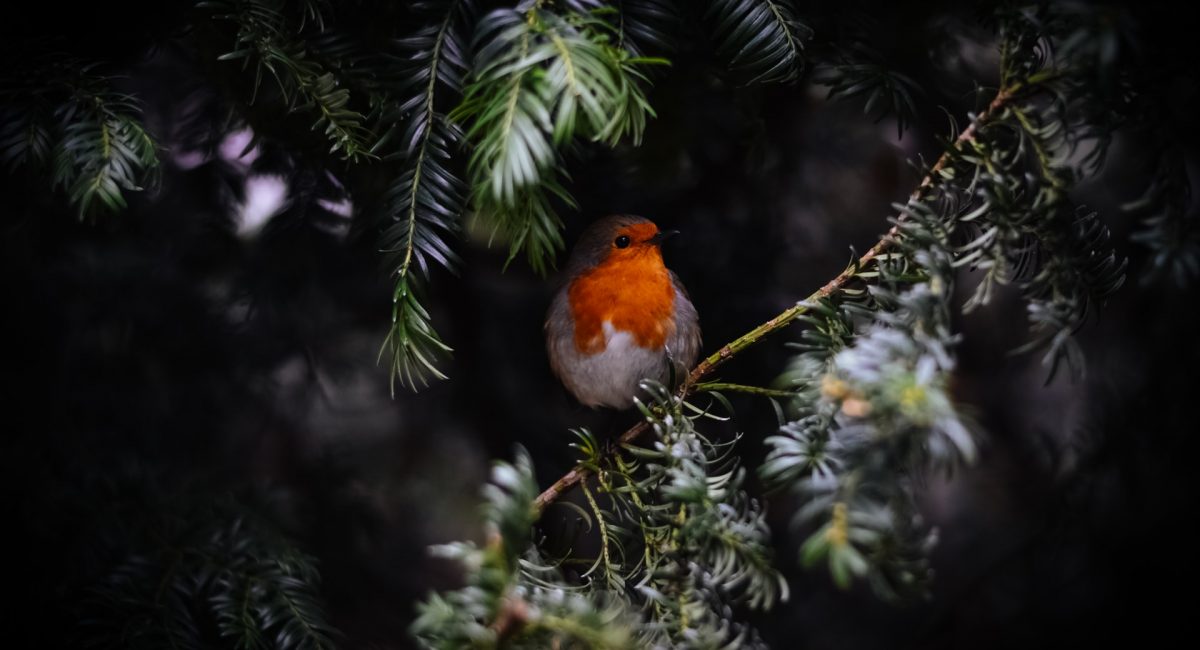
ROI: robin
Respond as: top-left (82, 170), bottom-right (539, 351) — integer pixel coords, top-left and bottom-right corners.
top-left (546, 215), bottom-right (701, 408)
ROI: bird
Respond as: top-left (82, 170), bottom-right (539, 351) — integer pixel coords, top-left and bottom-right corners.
top-left (546, 215), bottom-right (701, 409)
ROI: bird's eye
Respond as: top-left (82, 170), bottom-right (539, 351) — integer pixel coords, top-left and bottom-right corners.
top-left (614, 235), bottom-right (631, 249)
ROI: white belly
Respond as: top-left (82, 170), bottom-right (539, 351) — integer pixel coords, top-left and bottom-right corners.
top-left (563, 321), bottom-right (668, 408)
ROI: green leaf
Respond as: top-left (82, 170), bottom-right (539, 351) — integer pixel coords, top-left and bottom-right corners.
top-left (379, 277), bottom-right (453, 395)
top-left (454, 5), bottom-right (661, 273)
top-left (205, 0), bottom-right (373, 160)
top-left (377, 0), bottom-right (476, 391)
top-left (705, 0), bottom-right (809, 85)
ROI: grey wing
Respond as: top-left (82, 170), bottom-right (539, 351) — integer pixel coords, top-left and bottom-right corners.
top-left (668, 271), bottom-right (702, 371)
top-left (545, 288), bottom-right (575, 377)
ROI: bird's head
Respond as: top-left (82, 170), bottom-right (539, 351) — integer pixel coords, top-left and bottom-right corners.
top-left (565, 215), bottom-right (679, 276)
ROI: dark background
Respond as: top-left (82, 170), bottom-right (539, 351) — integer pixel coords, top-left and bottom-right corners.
top-left (4, 1), bottom-right (1199, 648)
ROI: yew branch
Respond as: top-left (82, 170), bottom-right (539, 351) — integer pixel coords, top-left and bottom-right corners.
top-left (533, 85), bottom-right (1018, 515)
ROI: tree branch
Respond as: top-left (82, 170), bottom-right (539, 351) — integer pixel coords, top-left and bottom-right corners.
top-left (489, 594), bottom-right (530, 642)
top-left (533, 85), bottom-right (1018, 515)
top-left (694, 382), bottom-right (798, 398)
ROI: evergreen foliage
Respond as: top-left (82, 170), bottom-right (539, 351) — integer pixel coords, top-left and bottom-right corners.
top-left (1, 60), bottom-right (160, 218)
top-left (705, 0), bottom-right (809, 85)
top-left (415, 383), bottom-right (784, 648)
top-left (378, 0), bottom-right (474, 392)
top-left (412, 450), bottom-right (644, 649)
top-left (453, 2), bottom-right (662, 274)
top-left (4, 0), bottom-right (1192, 648)
top-left (78, 500), bottom-right (338, 650)
top-left (203, 0), bottom-right (374, 160)
top-left (763, 5), bottom-right (1130, 597)
top-left (418, 1), bottom-right (1141, 641)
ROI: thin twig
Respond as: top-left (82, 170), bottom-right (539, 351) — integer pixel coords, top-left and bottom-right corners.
top-left (533, 85), bottom-right (1018, 515)
top-left (694, 382), bottom-right (797, 398)
top-left (489, 594), bottom-right (530, 641)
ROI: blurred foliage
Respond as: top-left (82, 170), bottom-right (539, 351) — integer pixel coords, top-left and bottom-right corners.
top-left (412, 450), bottom-right (644, 649)
top-left (79, 499), bottom-right (338, 650)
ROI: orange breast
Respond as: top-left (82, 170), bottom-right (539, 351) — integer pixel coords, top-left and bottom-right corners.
top-left (568, 252), bottom-right (676, 354)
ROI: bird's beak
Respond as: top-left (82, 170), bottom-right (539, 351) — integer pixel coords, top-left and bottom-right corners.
top-left (647, 230), bottom-right (680, 246)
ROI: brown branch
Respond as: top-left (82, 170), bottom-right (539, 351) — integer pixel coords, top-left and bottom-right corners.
top-left (533, 85), bottom-right (1018, 516)
top-left (693, 382), bottom-right (798, 398)
top-left (489, 594), bottom-right (530, 642)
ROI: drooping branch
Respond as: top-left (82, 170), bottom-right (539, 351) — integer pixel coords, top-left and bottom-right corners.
top-left (532, 85), bottom-right (1018, 515)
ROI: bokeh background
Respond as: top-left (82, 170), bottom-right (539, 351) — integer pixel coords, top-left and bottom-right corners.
top-left (4, 1), bottom-right (1199, 648)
